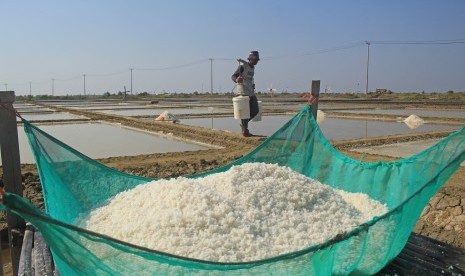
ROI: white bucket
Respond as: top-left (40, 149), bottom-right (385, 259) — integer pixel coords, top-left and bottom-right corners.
top-left (232, 96), bottom-right (250, 119)
top-left (252, 101), bottom-right (262, 122)
top-left (235, 84), bottom-right (244, 95)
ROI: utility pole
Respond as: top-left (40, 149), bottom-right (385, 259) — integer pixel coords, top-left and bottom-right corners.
top-left (209, 58), bottom-right (214, 94)
top-left (52, 78), bottom-right (55, 96)
top-left (29, 81), bottom-right (32, 96)
top-left (83, 74), bottom-right (86, 96)
top-left (4, 83), bottom-right (7, 91)
top-left (130, 68), bottom-right (133, 95)
top-left (365, 41), bottom-right (370, 95)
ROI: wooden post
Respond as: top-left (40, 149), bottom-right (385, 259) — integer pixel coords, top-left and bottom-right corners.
top-left (0, 234), bottom-right (2, 276)
top-left (311, 80), bottom-right (320, 120)
top-left (0, 91), bottom-right (25, 276)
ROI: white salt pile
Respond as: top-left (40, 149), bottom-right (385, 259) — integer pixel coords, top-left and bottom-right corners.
top-left (84, 163), bottom-right (387, 262)
top-left (403, 114), bottom-right (425, 129)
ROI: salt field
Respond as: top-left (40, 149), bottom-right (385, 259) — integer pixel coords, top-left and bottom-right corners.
top-left (331, 108), bottom-right (465, 118)
top-left (16, 112), bottom-right (86, 122)
top-left (180, 115), bottom-right (458, 140)
top-left (2, 97), bottom-right (465, 276)
top-left (351, 138), bottom-right (465, 166)
top-left (98, 107), bottom-right (230, 116)
top-left (5, 101), bottom-right (462, 165)
top-left (0, 122), bottom-right (208, 164)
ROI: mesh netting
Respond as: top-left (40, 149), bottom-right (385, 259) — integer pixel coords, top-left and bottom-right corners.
top-left (2, 105), bottom-right (464, 275)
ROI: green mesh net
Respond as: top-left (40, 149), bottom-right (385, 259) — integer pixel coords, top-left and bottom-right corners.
top-left (2, 105), bottom-right (465, 275)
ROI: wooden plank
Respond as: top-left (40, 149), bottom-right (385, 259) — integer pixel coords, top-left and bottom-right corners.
top-left (18, 224), bottom-right (34, 276)
top-left (33, 232), bottom-right (54, 276)
top-left (378, 233), bottom-right (465, 275)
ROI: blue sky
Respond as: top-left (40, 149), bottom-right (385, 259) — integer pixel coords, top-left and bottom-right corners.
top-left (1, 0), bottom-right (465, 96)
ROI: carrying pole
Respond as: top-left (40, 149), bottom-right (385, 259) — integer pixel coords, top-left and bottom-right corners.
top-left (0, 91), bottom-right (25, 276)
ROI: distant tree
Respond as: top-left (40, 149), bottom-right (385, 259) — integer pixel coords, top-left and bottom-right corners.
top-left (447, 90), bottom-right (454, 94)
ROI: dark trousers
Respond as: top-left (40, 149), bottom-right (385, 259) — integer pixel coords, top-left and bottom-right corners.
top-left (241, 95), bottom-right (259, 131)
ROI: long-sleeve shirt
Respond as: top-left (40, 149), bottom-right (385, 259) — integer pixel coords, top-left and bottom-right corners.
top-left (232, 60), bottom-right (255, 96)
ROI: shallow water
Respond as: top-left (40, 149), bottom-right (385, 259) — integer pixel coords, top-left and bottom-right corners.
top-left (16, 112), bottom-right (85, 122)
top-left (351, 139), bottom-right (465, 166)
top-left (99, 107), bottom-right (230, 116)
top-left (0, 123), bottom-right (208, 164)
top-left (36, 100), bottom-right (128, 107)
top-left (331, 108), bottom-right (465, 118)
top-left (180, 115), bottom-right (459, 140)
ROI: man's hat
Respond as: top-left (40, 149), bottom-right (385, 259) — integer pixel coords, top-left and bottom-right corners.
top-left (248, 51), bottom-right (260, 61)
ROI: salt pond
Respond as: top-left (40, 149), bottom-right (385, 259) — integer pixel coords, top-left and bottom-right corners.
top-left (0, 123), bottom-right (208, 164)
top-left (351, 139), bottom-right (465, 166)
top-left (16, 112), bottom-right (85, 122)
top-left (331, 108), bottom-right (465, 118)
top-left (180, 115), bottom-right (458, 140)
top-left (98, 107), bottom-right (230, 116)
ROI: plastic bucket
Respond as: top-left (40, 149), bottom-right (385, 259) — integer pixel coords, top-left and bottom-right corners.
top-left (232, 96), bottom-right (250, 119)
top-left (252, 101), bottom-right (262, 122)
top-left (235, 84), bottom-right (244, 95)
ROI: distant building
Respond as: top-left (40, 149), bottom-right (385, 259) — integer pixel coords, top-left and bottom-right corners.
top-left (375, 88), bottom-right (392, 94)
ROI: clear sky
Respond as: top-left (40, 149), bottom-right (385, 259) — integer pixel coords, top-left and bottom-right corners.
top-left (1, 0), bottom-right (465, 96)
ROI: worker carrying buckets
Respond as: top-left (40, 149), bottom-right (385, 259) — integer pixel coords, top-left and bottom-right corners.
top-left (231, 51), bottom-right (261, 137)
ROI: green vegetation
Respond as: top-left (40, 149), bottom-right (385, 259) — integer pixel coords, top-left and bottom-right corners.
top-left (14, 90), bottom-right (465, 103)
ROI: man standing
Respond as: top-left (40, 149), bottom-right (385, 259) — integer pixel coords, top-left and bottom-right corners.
top-left (231, 51), bottom-right (260, 137)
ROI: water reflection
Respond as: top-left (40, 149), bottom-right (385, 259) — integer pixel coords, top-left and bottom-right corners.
top-left (181, 115), bottom-right (458, 141)
top-left (99, 107), bottom-right (230, 117)
top-left (1, 123), bottom-right (208, 165)
top-left (16, 112), bottom-right (85, 122)
top-left (331, 108), bottom-right (465, 118)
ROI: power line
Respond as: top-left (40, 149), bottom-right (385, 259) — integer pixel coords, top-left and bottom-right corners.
top-left (54, 75), bottom-right (82, 82)
top-left (86, 69), bottom-right (129, 77)
top-left (263, 42), bottom-right (365, 60)
top-left (135, 59), bottom-right (209, 71)
top-left (371, 39), bottom-right (465, 45)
